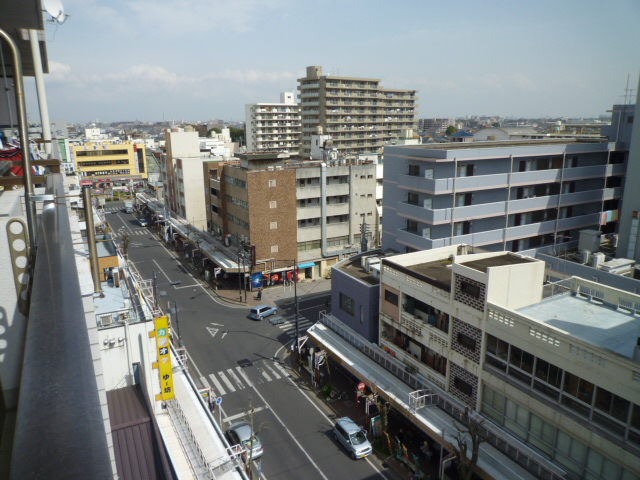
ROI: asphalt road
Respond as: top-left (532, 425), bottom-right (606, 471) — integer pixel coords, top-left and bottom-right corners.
top-left (104, 202), bottom-right (390, 480)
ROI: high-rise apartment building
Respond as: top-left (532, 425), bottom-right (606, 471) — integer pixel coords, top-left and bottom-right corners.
top-left (382, 104), bottom-right (634, 256)
top-left (245, 92), bottom-right (301, 155)
top-left (297, 66), bottom-right (417, 159)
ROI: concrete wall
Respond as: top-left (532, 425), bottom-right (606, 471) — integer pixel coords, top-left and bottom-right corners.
top-left (330, 260), bottom-right (379, 343)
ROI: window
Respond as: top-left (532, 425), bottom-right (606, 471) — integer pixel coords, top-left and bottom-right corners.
top-left (454, 377), bottom-right (473, 396)
top-left (460, 280), bottom-right (480, 298)
top-left (269, 179), bottom-right (277, 187)
top-left (270, 222), bottom-right (277, 230)
top-left (408, 164), bottom-right (420, 176)
top-left (269, 201), bottom-right (277, 208)
top-left (270, 245), bottom-right (278, 253)
top-left (457, 332), bottom-right (476, 351)
top-left (340, 293), bottom-right (355, 315)
top-left (384, 290), bottom-right (399, 306)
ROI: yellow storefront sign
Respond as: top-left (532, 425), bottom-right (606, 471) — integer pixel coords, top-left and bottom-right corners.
top-left (154, 316), bottom-right (174, 400)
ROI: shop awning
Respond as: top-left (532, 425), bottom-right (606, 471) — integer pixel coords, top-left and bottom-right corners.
top-left (297, 262), bottom-right (316, 269)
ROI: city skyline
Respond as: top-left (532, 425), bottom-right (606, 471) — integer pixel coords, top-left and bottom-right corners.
top-left (26, 0), bottom-right (640, 124)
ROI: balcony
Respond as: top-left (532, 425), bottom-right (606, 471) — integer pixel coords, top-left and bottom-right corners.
top-left (296, 206), bottom-right (322, 219)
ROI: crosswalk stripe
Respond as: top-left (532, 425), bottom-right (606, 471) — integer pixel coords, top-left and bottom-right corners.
top-left (262, 362), bottom-right (280, 380)
top-left (272, 362), bottom-right (290, 378)
top-left (226, 368), bottom-right (245, 390)
top-left (218, 371), bottom-right (236, 393)
top-left (200, 375), bottom-right (211, 389)
top-left (208, 373), bottom-right (226, 396)
top-left (260, 368), bottom-right (272, 382)
top-left (235, 366), bottom-right (253, 387)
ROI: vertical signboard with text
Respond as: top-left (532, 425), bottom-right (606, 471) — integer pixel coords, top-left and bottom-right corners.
top-left (153, 316), bottom-right (174, 401)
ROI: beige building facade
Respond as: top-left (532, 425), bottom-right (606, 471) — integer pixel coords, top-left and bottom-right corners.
top-left (297, 65), bottom-right (418, 159)
top-left (378, 246), bottom-right (640, 480)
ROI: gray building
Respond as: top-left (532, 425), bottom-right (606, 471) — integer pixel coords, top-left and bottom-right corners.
top-left (330, 250), bottom-right (383, 343)
top-left (382, 103), bottom-right (633, 256)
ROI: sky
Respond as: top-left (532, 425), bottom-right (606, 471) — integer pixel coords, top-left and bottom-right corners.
top-left (26, 0), bottom-right (640, 124)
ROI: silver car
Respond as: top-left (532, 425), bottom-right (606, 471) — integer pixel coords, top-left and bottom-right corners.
top-left (333, 417), bottom-right (373, 460)
top-left (248, 304), bottom-right (277, 320)
top-left (225, 421), bottom-right (263, 460)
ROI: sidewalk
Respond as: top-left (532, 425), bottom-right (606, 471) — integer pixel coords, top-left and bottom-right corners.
top-left (205, 275), bottom-right (333, 309)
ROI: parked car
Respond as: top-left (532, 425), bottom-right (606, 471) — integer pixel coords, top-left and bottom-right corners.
top-left (333, 417), bottom-right (372, 460)
top-left (225, 421), bottom-right (263, 460)
top-left (138, 218), bottom-right (148, 227)
top-left (248, 304), bottom-right (277, 320)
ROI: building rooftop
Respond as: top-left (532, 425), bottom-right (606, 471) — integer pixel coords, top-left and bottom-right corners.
top-left (338, 258), bottom-right (380, 286)
top-left (395, 258), bottom-right (454, 292)
top-left (460, 253), bottom-right (537, 273)
top-left (518, 293), bottom-right (640, 360)
top-left (389, 137), bottom-right (605, 152)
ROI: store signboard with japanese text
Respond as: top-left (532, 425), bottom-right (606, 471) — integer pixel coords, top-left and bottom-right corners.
top-left (154, 316), bottom-right (174, 400)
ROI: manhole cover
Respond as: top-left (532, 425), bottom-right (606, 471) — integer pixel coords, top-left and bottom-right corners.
top-left (238, 359), bottom-right (253, 368)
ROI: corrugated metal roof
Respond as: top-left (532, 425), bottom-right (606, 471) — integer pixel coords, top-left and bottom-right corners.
top-left (107, 386), bottom-right (172, 480)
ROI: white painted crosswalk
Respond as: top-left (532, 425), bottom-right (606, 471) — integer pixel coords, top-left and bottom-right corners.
top-left (275, 316), bottom-right (315, 338)
top-left (112, 229), bottom-right (148, 236)
top-left (200, 359), bottom-right (291, 397)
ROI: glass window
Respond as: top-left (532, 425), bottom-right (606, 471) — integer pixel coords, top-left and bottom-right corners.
top-left (384, 290), bottom-right (399, 306)
top-left (529, 414), bottom-right (555, 456)
top-left (340, 293), bottom-right (354, 315)
top-left (486, 334), bottom-right (508, 360)
top-left (534, 358), bottom-right (563, 388)
top-left (631, 404), bottom-right (640, 430)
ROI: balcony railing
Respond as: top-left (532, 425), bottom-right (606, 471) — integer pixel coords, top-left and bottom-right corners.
top-left (10, 174), bottom-right (113, 479)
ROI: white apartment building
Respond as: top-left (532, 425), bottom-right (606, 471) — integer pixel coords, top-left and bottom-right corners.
top-left (161, 127), bottom-right (211, 230)
top-left (245, 92), bottom-right (301, 156)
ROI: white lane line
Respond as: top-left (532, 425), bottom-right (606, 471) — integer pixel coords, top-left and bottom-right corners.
top-left (275, 362), bottom-right (390, 479)
top-left (152, 259), bottom-right (175, 283)
top-left (271, 361), bottom-right (290, 378)
top-left (249, 384), bottom-right (331, 480)
top-left (260, 368), bottom-right (272, 382)
top-left (174, 284), bottom-right (201, 289)
top-left (226, 368), bottom-right (245, 390)
top-left (208, 373), bottom-right (226, 396)
top-left (200, 375), bottom-right (211, 389)
top-left (235, 367), bottom-right (253, 387)
top-left (218, 371), bottom-right (236, 393)
top-left (223, 406), bottom-right (267, 424)
top-left (261, 361), bottom-right (281, 380)
top-left (274, 340), bottom-right (293, 359)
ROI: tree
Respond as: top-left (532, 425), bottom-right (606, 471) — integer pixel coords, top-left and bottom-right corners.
top-left (207, 127), bottom-right (222, 137)
top-left (452, 408), bottom-right (485, 480)
top-left (228, 126), bottom-right (245, 145)
top-left (445, 125), bottom-right (458, 136)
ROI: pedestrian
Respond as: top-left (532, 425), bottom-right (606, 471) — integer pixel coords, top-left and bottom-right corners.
top-left (257, 288), bottom-right (263, 300)
top-left (420, 440), bottom-right (432, 462)
top-left (208, 396), bottom-right (215, 414)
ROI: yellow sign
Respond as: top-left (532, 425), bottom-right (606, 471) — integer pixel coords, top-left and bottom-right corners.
top-left (154, 316), bottom-right (174, 400)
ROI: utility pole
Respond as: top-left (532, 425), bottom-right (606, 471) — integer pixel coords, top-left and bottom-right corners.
top-left (294, 258), bottom-right (300, 367)
top-left (174, 300), bottom-right (183, 348)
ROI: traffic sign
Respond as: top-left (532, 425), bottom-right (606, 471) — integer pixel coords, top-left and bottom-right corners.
top-left (357, 382), bottom-right (366, 391)
top-left (216, 397), bottom-right (223, 405)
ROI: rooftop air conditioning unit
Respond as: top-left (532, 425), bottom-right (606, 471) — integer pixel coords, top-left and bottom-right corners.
top-left (591, 252), bottom-right (606, 269)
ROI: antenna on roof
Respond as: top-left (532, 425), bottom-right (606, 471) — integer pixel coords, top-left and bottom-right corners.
top-left (42, 0), bottom-right (69, 24)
